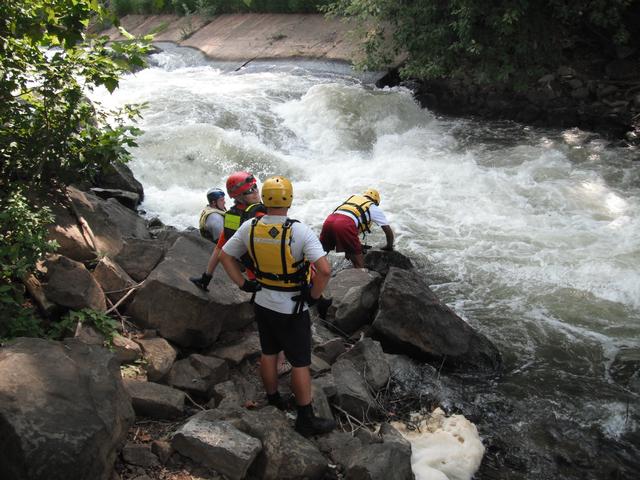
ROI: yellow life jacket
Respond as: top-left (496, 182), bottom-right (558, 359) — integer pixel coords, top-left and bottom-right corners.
top-left (198, 206), bottom-right (225, 241)
top-left (247, 218), bottom-right (311, 291)
top-left (335, 194), bottom-right (374, 234)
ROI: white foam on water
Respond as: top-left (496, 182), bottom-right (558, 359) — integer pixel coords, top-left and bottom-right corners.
top-left (393, 408), bottom-right (485, 480)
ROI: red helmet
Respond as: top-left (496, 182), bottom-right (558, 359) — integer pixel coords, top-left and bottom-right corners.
top-left (226, 171), bottom-right (257, 198)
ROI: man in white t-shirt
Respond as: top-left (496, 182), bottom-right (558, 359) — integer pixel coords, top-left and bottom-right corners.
top-left (320, 188), bottom-right (394, 268)
top-left (219, 176), bottom-right (336, 437)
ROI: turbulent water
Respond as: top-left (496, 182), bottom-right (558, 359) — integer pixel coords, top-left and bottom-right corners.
top-left (93, 43), bottom-right (640, 479)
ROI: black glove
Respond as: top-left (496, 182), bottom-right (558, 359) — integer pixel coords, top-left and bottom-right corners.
top-left (240, 279), bottom-right (262, 293)
top-left (292, 285), bottom-right (318, 307)
top-left (190, 272), bottom-right (212, 291)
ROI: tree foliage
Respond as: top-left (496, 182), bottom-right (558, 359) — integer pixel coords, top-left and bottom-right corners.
top-left (0, 0), bottom-right (150, 332)
top-left (323, 0), bottom-right (639, 84)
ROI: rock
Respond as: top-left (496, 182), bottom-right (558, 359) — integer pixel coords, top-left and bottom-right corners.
top-left (313, 373), bottom-right (337, 399)
top-left (48, 201), bottom-right (95, 262)
top-left (313, 338), bottom-right (346, 365)
top-left (124, 379), bottom-right (186, 419)
top-left (151, 440), bottom-right (173, 464)
top-left (96, 162), bottom-right (144, 199)
top-left (571, 87), bottom-right (590, 100)
top-left (324, 269), bottom-right (381, 334)
top-left (127, 235), bottom-right (254, 348)
top-left (339, 338), bottom-right (390, 391)
top-left (166, 354), bottom-right (229, 397)
top-left (364, 249), bottom-right (413, 277)
top-left (610, 347), bottom-right (640, 393)
top-left (344, 435), bottom-right (414, 480)
top-left (90, 188), bottom-right (140, 210)
top-left (172, 418), bottom-right (262, 480)
top-left (75, 324), bottom-right (105, 345)
top-left (67, 187), bottom-right (150, 258)
top-left (310, 353), bottom-right (331, 375)
top-left (136, 337), bottom-right (178, 382)
top-left (122, 443), bottom-right (160, 468)
top-left (190, 408), bottom-right (328, 480)
top-left (43, 254), bottom-right (106, 311)
top-left (115, 238), bottom-right (165, 282)
top-left (208, 377), bottom-right (258, 409)
top-left (316, 431), bottom-right (363, 468)
top-left (92, 256), bottom-right (137, 306)
top-left (331, 359), bottom-right (378, 420)
top-left (605, 59), bottom-right (640, 80)
top-left (311, 380), bottom-right (334, 420)
top-left (373, 267), bottom-right (501, 372)
top-left (22, 273), bottom-right (57, 316)
top-left (568, 78), bottom-right (583, 89)
top-left (537, 73), bottom-right (555, 84)
top-left (112, 334), bottom-right (143, 364)
top-left (557, 66), bottom-right (576, 77)
top-left (0, 338), bottom-right (133, 480)
top-left (208, 331), bottom-right (261, 365)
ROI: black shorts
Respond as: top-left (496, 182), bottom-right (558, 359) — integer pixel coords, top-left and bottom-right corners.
top-left (254, 304), bottom-right (311, 368)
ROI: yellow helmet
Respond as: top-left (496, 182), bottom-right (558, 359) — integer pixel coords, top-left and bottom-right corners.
top-left (262, 176), bottom-right (293, 208)
top-left (363, 188), bottom-right (380, 205)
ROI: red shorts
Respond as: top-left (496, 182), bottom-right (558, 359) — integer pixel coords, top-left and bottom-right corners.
top-left (320, 213), bottom-right (361, 254)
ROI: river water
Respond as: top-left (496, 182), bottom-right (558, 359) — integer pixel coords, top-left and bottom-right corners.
top-left (94, 43), bottom-right (640, 479)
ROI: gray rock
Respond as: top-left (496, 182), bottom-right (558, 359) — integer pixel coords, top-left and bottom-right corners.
top-left (136, 337), bottom-right (177, 382)
top-left (373, 267), bottom-right (501, 371)
top-left (364, 249), bottom-right (413, 277)
top-left (610, 347), bottom-right (640, 394)
top-left (339, 338), bottom-right (390, 391)
top-left (151, 440), bottom-right (173, 464)
top-left (310, 353), bottom-right (331, 375)
top-left (127, 236), bottom-right (254, 348)
top-left (112, 334), bottom-right (142, 364)
top-left (90, 188), bottom-right (140, 210)
top-left (44, 254), bottom-right (106, 311)
top-left (331, 359), bottom-right (378, 420)
top-left (67, 187), bottom-right (149, 258)
top-left (124, 379), bottom-right (186, 419)
top-left (344, 439), bottom-right (414, 480)
top-left (325, 269), bottom-right (381, 334)
top-left (48, 201), bottom-right (95, 262)
top-left (172, 418), bottom-right (262, 480)
top-left (313, 338), bottom-right (346, 365)
top-left (96, 162), bottom-right (144, 198)
top-left (122, 443), bottom-right (160, 468)
top-left (208, 377), bottom-right (258, 410)
top-left (0, 338), bottom-right (133, 480)
top-left (311, 381), bottom-right (333, 420)
top-left (190, 408), bottom-right (328, 480)
top-left (208, 332), bottom-right (261, 365)
top-left (316, 431), bottom-right (363, 468)
top-left (166, 354), bottom-right (229, 397)
top-left (92, 256), bottom-right (137, 306)
top-left (115, 238), bottom-right (165, 282)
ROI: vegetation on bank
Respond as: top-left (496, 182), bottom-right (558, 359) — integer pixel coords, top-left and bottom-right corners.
top-left (0, 0), bottom-right (149, 339)
top-left (323, 0), bottom-right (640, 86)
top-left (110, 0), bottom-right (333, 17)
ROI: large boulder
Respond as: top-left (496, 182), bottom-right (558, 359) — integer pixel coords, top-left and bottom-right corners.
top-left (67, 186), bottom-right (149, 258)
top-left (95, 162), bottom-right (144, 199)
top-left (166, 354), bottom-right (229, 397)
top-left (338, 337), bottom-right (390, 391)
top-left (127, 235), bottom-right (254, 348)
top-left (43, 254), bottom-right (106, 311)
top-left (173, 417), bottom-right (262, 480)
top-left (193, 407), bottom-right (328, 480)
top-left (114, 238), bottom-right (165, 282)
top-left (48, 200), bottom-right (95, 262)
top-left (92, 256), bottom-right (137, 306)
top-left (331, 359), bottom-right (378, 420)
top-left (364, 249), bottom-right (413, 277)
top-left (0, 338), bottom-right (134, 480)
top-left (136, 337), bottom-right (177, 382)
top-left (124, 379), bottom-right (186, 419)
top-left (373, 268), bottom-right (501, 372)
top-left (324, 269), bottom-right (381, 334)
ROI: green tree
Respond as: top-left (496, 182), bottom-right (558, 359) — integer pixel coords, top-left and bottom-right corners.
top-left (0, 0), bottom-right (150, 335)
top-left (324, 0), bottom-right (638, 84)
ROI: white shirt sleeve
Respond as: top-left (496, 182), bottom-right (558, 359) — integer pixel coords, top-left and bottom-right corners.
top-left (368, 204), bottom-right (389, 227)
top-left (298, 223), bottom-right (326, 263)
top-left (221, 221), bottom-right (250, 258)
top-left (205, 213), bottom-right (224, 240)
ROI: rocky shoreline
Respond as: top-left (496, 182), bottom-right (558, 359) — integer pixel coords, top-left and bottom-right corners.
top-left (0, 164), bottom-right (500, 480)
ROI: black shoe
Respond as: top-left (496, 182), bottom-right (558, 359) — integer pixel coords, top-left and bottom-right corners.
top-left (316, 296), bottom-right (332, 320)
top-left (267, 392), bottom-right (290, 411)
top-left (295, 414), bottom-right (336, 437)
